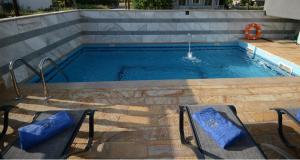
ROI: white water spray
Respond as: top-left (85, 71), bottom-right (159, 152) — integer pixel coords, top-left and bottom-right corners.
top-left (185, 33), bottom-right (200, 62)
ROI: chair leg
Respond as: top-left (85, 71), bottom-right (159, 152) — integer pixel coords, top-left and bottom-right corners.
top-left (276, 110), bottom-right (296, 148)
top-left (179, 106), bottom-right (189, 144)
top-left (0, 109), bottom-right (9, 140)
top-left (85, 110), bottom-right (95, 151)
top-left (64, 110), bottom-right (95, 158)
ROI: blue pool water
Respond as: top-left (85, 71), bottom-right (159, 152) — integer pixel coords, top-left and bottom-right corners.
top-left (32, 43), bottom-right (286, 83)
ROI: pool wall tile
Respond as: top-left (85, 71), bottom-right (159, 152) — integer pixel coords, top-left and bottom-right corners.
top-left (119, 23), bottom-right (148, 31)
top-left (16, 17), bottom-right (44, 33)
top-left (190, 35), bottom-right (207, 42)
top-left (2, 65), bottom-right (27, 84)
top-left (143, 35), bottom-right (172, 43)
top-left (79, 11), bottom-right (100, 19)
top-left (0, 20), bottom-right (18, 39)
top-left (81, 23), bottom-right (98, 31)
top-left (0, 41), bottom-right (35, 66)
top-left (40, 14), bottom-right (59, 26)
top-left (193, 23), bottom-right (210, 30)
top-left (170, 35), bottom-right (189, 43)
top-left (176, 23), bottom-right (193, 31)
top-left (148, 23), bottom-right (177, 31)
top-left (228, 34), bottom-right (244, 41)
top-left (182, 23), bottom-right (210, 31)
top-left (24, 36), bottom-right (48, 51)
top-left (209, 22), bottom-right (229, 30)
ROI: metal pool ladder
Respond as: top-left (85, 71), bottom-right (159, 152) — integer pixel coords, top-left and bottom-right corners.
top-left (39, 57), bottom-right (69, 101)
top-left (9, 58), bottom-right (41, 100)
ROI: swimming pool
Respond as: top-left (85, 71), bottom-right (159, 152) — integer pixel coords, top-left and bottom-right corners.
top-left (32, 43), bottom-right (289, 83)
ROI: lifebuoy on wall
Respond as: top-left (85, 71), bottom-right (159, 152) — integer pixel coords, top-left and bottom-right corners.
top-left (244, 23), bottom-right (262, 40)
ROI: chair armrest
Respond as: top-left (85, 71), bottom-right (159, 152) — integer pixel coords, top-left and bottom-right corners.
top-left (0, 105), bottom-right (13, 112)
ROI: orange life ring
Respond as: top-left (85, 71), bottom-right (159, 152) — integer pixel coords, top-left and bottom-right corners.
top-left (244, 23), bottom-right (262, 40)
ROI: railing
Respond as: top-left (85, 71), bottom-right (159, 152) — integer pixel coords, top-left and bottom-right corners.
top-left (9, 59), bottom-right (41, 100)
top-left (39, 57), bottom-right (69, 100)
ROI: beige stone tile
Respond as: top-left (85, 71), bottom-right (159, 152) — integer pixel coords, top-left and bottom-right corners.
top-left (2, 69), bottom-right (300, 158)
top-left (102, 142), bottom-right (148, 158)
top-left (147, 140), bottom-right (197, 158)
top-left (178, 96), bottom-right (202, 105)
top-left (144, 89), bottom-right (183, 97)
top-left (145, 97), bottom-right (178, 105)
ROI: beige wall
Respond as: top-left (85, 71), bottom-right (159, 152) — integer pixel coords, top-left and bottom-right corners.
top-left (265, 0), bottom-right (300, 20)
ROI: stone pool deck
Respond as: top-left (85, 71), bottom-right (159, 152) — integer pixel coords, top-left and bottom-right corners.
top-left (1, 77), bottom-right (300, 158)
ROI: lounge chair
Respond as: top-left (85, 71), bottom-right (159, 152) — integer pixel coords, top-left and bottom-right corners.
top-left (179, 105), bottom-right (293, 159)
top-left (271, 107), bottom-right (300, 148)
top-left (0, 105), bottom-right (95, 159)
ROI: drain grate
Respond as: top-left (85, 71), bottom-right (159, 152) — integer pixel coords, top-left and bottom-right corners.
top-left (279, 63), bottom-right (293, 74)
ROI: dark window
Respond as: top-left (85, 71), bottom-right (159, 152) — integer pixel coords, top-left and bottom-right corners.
top-left (179, 0), bottom-right (186, 5)
top-left (193, 0), bottom-right (200, 3)
top-left (205, 0), bottom-right (212, 5)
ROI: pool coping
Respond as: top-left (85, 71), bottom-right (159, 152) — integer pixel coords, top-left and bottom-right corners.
top-left (22, 76), bottom-right (300, 90)
top-left (239, 40), bottom-right (300, 76)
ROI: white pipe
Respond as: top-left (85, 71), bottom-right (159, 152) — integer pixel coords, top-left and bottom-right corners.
top-left (297, 31), bottom-right (300, 45)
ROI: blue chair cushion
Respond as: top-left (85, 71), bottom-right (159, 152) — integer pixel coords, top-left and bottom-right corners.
top-left (18, 111), bottom-right (74, 150)
top-left (296, 110), bottom-right (300, 122)
top-left (192, 107), bottom-right (245, 149)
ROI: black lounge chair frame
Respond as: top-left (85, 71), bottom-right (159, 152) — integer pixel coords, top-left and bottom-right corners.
top-left (271, 108), bottom-right (300, 149)
top-left (0, 105), bottom-right (95, 159)
top-left (0, 105), bottom-right (13, 141)
top-left (179, 105), bottom-right (296, 159)
top-left (179, 105), bottom-right (266, 159)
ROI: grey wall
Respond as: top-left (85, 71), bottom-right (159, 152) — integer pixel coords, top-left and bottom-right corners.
top-left (265, 0), bottom-right (300, 20)
top-left (80, 10), bottom-right (299, 44)
top-left (0, 11), bottom-right (81, 87)
top-left (0, 9), bottom-right (299, 87)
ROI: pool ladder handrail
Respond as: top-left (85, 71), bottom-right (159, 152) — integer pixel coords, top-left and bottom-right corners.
top-left (9, 58), bottom-right (41, 100)
top-left (39, 57), bottom-right (69, 101)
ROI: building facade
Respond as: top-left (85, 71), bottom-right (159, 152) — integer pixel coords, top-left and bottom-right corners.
top-left (173, 0), bottom-right (265, 9)
top-left (173, 0), bottom-right (223, 9)
top-left (0, 0), bottom-right (52, 10)
top-left (264, 0), bottom-right (300, 20)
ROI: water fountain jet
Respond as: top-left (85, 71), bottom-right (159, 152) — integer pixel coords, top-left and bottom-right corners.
top-left (184, 33), bottom-right (200, 62)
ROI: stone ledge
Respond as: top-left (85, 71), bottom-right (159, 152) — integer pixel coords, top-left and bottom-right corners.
top-left (0, 10), bottom-right (78, 23)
